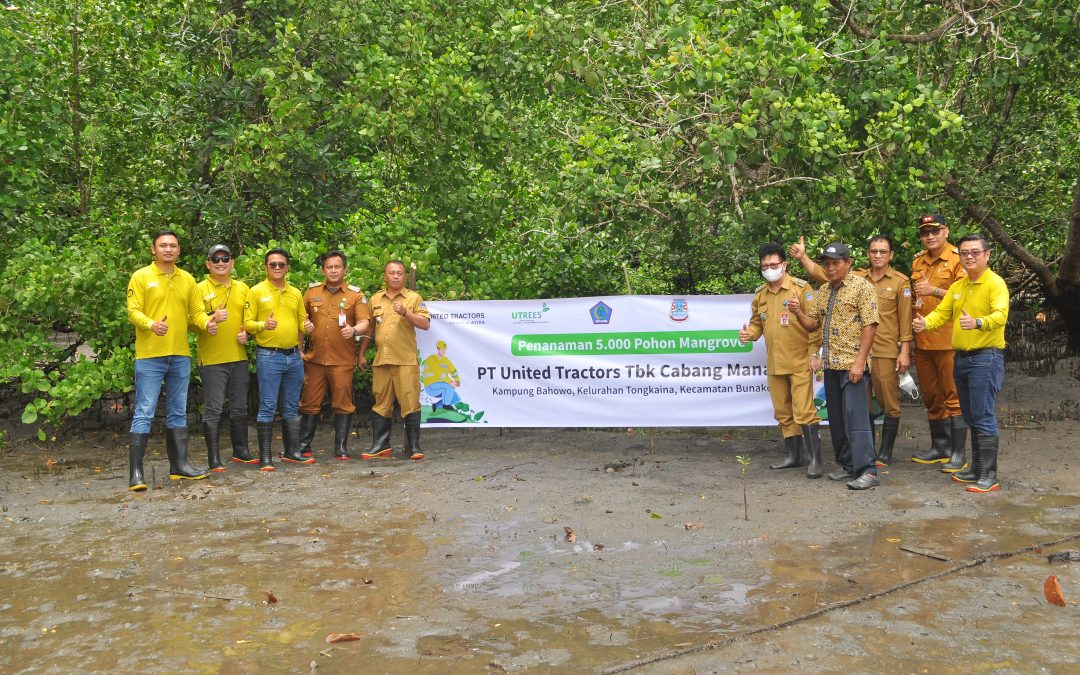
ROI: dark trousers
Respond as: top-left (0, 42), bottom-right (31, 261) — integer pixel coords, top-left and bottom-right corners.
top-left (200, 360), bottom-right (250, 426)
top-left (823, 369), bottom-right (876, 477)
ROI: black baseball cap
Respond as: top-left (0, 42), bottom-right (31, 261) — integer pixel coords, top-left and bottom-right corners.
top-left (207, 244), bottom-right (232, 259)
top-left (818, 242), bottom-right (851, 260)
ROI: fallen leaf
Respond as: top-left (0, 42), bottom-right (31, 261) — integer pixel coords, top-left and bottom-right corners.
top-left (1045, 575), bottom-right (1066, 607)
top-left (362, 578), bottom-right (373, 585)
top-left (235, 640), bottom-right (253, 644)
top-left (593, 543), bottom-right (605, 551)
top-left (685, 522), bottom-right (704, 530)
top-left (325, 632), bottom-right (364, 644)
top-left (886, 537), bottom-right (901, 543)
top-left (564, 527), bottom-right (576, 543)
top-left (266, 590), bottom-right (278, 604)
top-left (650, 512), bottom-right (663, 519)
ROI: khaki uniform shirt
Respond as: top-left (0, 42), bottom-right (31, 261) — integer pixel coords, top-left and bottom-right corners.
top-left (370, 288), bottom-right (430, 366)
top-left (243, 279), bottom-right (307, 349)
top-left (855, 267), bottom-right (912, 359)
top-left (911, 246), bottom-right (965, 351)
top-left (303, 283), bottom-right (371, 366)
top-left (745, 275), bottom-right (821, 376)
top-left (194, 277), bottom-right (249, 366)
top-left (808, 275), bottom-right (879, 371)
top-left (126, 263), bottom-right (207, 359)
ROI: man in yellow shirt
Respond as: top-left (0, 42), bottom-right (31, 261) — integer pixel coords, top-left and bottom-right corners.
top-left (243, 248), bottom-right (314, 471)
top-left (125, 230), bottom-right (212, 491)
top-left (194, 244), bottom-right (253, 471)
top-left (361, 261), bottom-right (431, 460)
top-left (914, 234), bottom-right (1009, 493)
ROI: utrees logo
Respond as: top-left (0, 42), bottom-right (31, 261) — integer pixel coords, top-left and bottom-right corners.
top-left (511, 302), bottom-right (551, 323)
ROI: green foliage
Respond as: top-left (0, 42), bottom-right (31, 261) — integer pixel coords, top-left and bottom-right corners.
top-left (1, 0), bottom-right (1076, 425)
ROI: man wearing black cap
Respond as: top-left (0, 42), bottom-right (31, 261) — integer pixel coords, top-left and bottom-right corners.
top-left (910, 213), bottom-right (968, 472)
top-left (194, 244), bottom-right (254, 471)
top-left (789, 243), bottom-right (881, 490)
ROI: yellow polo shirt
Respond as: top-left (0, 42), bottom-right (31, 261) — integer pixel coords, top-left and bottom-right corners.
top-left (922, 268), bottom-right (1009, 351)
top-left (126, 262), bottom-right (207, 359)
top-left (194, 277), bottom-right (250, 365)
top-left (243, 279), bottom-right (307, 349)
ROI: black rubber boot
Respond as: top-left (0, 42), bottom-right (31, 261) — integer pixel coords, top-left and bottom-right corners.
top-left (257, 421), bottom-right (275, 472)
top-left (911, 418), bottom-right (951, 464)
top-left (803, 423), bottom-right (823, 479)
top-left (229, 415), bottom-right (257, 464)
top-left (203, 420), bottom-right (225, 473)
top-left (951, 433), bottom-right (979, 483)
top-left (281, 416), bottom-right (314, 464)
top-left (299, 413), bottom-right (319, 458)
top-left (333, 413), bottom-right (352, 460)
top-left (875, 416), bottom-right (900, 466)
top-left (166, 427), bottom-right (209, 481)
top-left (403, 412), bottom-right (424, 460)
top-left (940, 415), bottom-right (969, 473)
top-left (966, 434), bottom-right (1000, 493)
top-left (770, 435), bottom-right (804, 470)
top-left (129, 432), bottom-right (149, 492)
top-left (362, 412), bottom-right (394, 459)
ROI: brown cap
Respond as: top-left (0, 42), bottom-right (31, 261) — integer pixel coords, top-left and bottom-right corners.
top-left (918, 213), bottom-right (946, 229)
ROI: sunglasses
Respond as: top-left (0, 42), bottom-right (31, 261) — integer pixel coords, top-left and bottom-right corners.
top-left (267, 261), bottom-right (288, 269)
top-left (920, 227), bottom-right (944, 237)
top-left (210, 255), bottom-right (231, 264)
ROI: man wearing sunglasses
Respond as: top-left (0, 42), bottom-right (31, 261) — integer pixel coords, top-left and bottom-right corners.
top-left (194, 244), bottom-right (254, 472)
top-left (910, 213), bottom-right (969, 473)
top-left (243, 248), bottom-right (315, 471)
top-left (125, 230), bottom-right (213, 491)
top-left (913, 234), bottom-right (1008, 493)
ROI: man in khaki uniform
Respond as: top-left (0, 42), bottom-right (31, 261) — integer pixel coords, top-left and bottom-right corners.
top-left (361, 260), bottom-right (431, 461)
top-left (791, 234), bottom-right (913, 466)
top-left (739, 243), bottom-right (823, 478)
top-left (299, 251), bottom-right (370, 460)
top-left (910, 213), bottom-right (968, 472)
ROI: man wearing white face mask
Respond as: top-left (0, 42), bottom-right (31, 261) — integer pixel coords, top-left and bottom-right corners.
top-left (739, 243), bottom-right (823, 478)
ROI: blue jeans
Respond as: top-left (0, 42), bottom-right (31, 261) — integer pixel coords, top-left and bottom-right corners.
top-left (822, 369), bottom-right (876, 477)
top-left (954, 348), bottom-right (1005, 437)
top-left (255, 347), bottom-right (304, 423)
top-left (425, 382), bottom-right (461, 408)
top-left (131, 356), bottom-right (191, 434)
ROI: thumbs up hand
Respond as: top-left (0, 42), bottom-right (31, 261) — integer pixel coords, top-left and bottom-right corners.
top-left (264, 311), bottom-right (278, 331)
top-left (152, 315), bottom-right (169, 336)
top-left (788, 236), bottom-right (806, 259)
top-left (738, 323), bottom-right (751, 343)
top-left (912, 312), bottom-right (926, 333)
top-left (786, 291), bottom-right (801, 315)
top-left (212, 305), bottom-right (228, 323)
top-left (959, 308), bottom-right (977, 330)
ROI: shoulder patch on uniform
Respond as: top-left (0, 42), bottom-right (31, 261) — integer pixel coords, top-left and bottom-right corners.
top-left (308, 281), bottom-right (321, 288)
top-left (903, 288), bottom-right (912, 297)
top-left (950, 247), bottom-right (959, 254)
top-left (793, 278), bottom-right (807, 287)
top-left (754, 282), bottom-right (766, 292)
top-left (348, 284), bottom-right (361, 293)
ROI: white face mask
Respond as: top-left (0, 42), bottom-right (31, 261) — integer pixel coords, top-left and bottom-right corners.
top-left (761, 265), bottom-right (785, 283)
top-left (898, 371), bottom-right (920, 399)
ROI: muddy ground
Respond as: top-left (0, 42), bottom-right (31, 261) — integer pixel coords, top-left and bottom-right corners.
top-left (2, 364), bottom-right (1080, 674)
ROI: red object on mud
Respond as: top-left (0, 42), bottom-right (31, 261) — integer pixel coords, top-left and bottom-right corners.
top-left (1044, 576), bottom-right (1066, 607)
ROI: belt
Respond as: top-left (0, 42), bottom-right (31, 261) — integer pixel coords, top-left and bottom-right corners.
top-left (955, 347), bottom-right (1000, 357)
top-left (259, 346), bottom-right (297, 355)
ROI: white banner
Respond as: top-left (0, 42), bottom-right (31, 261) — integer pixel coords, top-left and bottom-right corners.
top-left (415, 295), bottom-right (807, 428)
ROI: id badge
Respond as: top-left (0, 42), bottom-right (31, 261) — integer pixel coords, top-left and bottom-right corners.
top-left (338, 312), bottom-right (347, 327)
top-left (780, 313), bottom-right (789, 327)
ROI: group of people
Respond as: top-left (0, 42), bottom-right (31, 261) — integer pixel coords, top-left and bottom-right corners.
top-left (124, 231), bottom-right (430, 492)
top-left (739, 213), bottom-right (1009, 493)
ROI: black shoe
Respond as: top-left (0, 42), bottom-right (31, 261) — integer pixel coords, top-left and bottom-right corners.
top-left (257, 421), bottom-right (275, 472)
top-left (333, 413), bottom-right (352, 460)
top-left (941, 415), bottom-right (969, 473)
top-left (166, 427), bottom-right (209, 481)
top-left (129, 432), bottom-right (150, 491)
top-left (203, 420), bottom-right (225, 473)
top-left (828, 468), bottom-right (855, 481)
top-left (770, 435), bottom-right (805, 470)
top-left (847, 473), bottom-right (880, 490)
top-left (403, 412), bottom-right (424, 460)
top-left (281, 416), bottom-right (314, 464)
top-left (966, 434), bottom-right (1000, 493)
top-left (875, 416), bottom-right (900, 467)
top-left (299, 413), bottom-right (319, 458)
top-left (362, 412), bottom-right (394, 459)
top-left (803, 424), bottom-right (823, 479)
top-left (229, 415), bottom-right (257, 463)
top-left (912, 418), bottom-right (951, 464)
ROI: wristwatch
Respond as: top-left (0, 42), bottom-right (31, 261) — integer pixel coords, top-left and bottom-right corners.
top-left (975, 318), bottom-right (983, 329)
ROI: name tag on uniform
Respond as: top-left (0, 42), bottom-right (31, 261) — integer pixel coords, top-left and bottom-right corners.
top-left (260, 296), bottom-right (272, 303)
top-left (780, 313), bottom-right (789, 327)
top-left (147, 282), bottom-right (158, 289)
